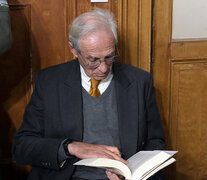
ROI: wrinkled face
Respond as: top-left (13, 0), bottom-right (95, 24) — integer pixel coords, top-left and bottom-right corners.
top-left (71, 30), bottom-right (115, 80)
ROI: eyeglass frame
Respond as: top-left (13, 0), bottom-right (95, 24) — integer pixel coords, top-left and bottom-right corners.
top-left (76, 46), bottom-right (120, 69)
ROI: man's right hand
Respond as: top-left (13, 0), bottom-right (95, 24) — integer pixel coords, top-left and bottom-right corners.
top-left (68, 142), bottom-right (127, 164)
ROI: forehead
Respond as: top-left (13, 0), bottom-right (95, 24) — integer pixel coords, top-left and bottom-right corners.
top-left (79, 30), bottom-right (115, 56)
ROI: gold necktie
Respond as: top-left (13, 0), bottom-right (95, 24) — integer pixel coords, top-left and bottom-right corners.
top-left (89, 79), bottom-right (101, 98)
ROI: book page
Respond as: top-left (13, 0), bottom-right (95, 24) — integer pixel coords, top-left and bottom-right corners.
top-left (74, 158), bottom-right (132, 179)
top-left (127, 151), bottom-right (166, 173)
top-left (127, 151), bottom-right (172, 180)
top-left (141, 158), bottom-right (176, 180)
top-left (154, 150), bottom-right (178, 156)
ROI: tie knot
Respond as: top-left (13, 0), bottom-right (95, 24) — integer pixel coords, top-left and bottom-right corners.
top-left (89, 79), bottom-right (101, 98)
top-left (91, 79), bottom-right (101, 88)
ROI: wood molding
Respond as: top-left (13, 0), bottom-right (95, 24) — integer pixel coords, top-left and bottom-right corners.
top-left (117, 0), bottom-right (151, 71)
top-left (153, 0), bottom-right (172, 129)
top-left (138, 0), bottom-right (152, 71)
top-left (170, 41), bottom-right (207, 60)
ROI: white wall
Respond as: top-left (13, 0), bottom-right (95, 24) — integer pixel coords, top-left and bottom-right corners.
top-left (172, 0), bottom-right (207, 39)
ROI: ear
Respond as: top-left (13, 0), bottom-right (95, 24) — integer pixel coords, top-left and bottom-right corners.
top-left (68, 41), bottom-right (78, 58)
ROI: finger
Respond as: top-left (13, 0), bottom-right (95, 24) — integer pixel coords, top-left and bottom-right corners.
top-left (102, 149), bottom-right (128, 164)
top-left (112, 152), bottom-right (122, 156)
top-left (106, 170), bottom-right (121, 180)
top-left (102, 145), bottom-right (121, 154)
top-left (111, 154), bottom-right (128, 164)
top-left (100, 145), bottom-right (122, 158)
top-left (106, 170), bottom-right (112, 177)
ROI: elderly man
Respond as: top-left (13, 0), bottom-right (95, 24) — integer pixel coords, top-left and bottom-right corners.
top-left (13, 8), bottom-right (165, 180)
top-left (0, 0), bottom-right (12, 54)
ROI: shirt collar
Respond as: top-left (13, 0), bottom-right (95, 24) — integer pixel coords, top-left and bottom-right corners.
top-left (80, 65), bottom-right (113, 84)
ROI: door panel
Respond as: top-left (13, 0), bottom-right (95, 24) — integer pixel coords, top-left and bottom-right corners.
top-left (170, 61), bottom-right (207, 179)
top-left (153, 0), bottom-right (207, 179)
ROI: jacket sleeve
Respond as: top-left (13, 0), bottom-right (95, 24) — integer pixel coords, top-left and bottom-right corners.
top-left (0, 3), bottom-right (12, 55)
top-left (12, 72), bottom-right (63, 170)
top-left (143, 74), bottom-right (165, 150)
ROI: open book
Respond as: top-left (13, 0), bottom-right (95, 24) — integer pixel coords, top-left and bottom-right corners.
top-left (74, 150), bottom-right (177, 180)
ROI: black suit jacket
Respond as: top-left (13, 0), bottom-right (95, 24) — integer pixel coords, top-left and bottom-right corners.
top-left (13, 59), bottom-right (165, 180)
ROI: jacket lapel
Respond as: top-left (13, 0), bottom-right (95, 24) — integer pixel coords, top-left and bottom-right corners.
top-left (59, 60), bottom-right (83, 141)
top-left (113, 63), bottom-right (139, 159)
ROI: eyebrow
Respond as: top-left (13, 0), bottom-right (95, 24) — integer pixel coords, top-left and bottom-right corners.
top-left (86, 50), bottom-right (115, 60)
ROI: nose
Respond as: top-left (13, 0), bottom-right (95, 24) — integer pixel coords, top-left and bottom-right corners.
top-left (98, 61), bottom-right (109, 73)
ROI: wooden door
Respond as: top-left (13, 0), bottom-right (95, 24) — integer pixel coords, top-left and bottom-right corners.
top-left (153, 0), bottom-right (207, 179)
top-left (0, 0), bottom-right (152, 179)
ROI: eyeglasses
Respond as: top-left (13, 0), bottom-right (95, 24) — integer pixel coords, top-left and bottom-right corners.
top-left (86, 55), bottom-right (118, 68)
top-left (78, 48), bottom-right (119, 69)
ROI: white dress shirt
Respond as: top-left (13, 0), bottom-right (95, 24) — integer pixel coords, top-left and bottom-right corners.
top-left (80, 65), bottom-right (113, 94)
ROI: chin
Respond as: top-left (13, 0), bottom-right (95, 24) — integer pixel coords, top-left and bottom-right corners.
top-left (94, 76), bottom-right (107, 80)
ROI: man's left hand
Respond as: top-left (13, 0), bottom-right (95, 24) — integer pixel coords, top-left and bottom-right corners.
top-left (106, 170), bottom-right (125, 180)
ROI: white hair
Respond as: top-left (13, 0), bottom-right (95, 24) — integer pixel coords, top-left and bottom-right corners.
top-left (69, 8), bottom-right (118, 52)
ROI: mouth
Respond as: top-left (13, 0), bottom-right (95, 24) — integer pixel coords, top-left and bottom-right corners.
top-left (98, 74), bottom-right (106, 76)
top-left (97, 74), bottom-right (108, 77)
top-left (93, 74), bottom-right (108, 80)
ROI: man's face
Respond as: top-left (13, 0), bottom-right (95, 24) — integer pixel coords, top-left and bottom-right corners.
top-left (76, 30), bottom-right (115, 80)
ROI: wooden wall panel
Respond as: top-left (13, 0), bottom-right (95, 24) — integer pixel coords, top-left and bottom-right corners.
top-left (30, 0), bottom-right (67, 69)
top-left (0, 3), bottom-right (32, 179)
top-left (170, 61), bottom-right (207, 179)
top-left (117, 0), bottom-right (140, 66)
top-left (154, 0), bottom-right (207, 179)
top-left (117, 0), bottom-right (152, 70)
top-left (0, 2), bottom-right (31, 160)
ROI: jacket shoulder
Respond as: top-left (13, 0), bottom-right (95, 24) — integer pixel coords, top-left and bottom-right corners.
top-left (114, 62), bottom-right (152, 82)
top-left (36, 59), bottom-right (78, 82)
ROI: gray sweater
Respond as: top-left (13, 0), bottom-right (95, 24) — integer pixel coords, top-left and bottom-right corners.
top-left (73, 80), bottom-right (120, 180)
